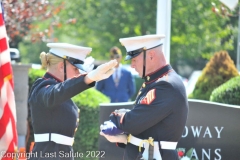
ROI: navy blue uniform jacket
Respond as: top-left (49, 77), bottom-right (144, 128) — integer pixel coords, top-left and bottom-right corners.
top-left (110, 65), bottom-right (189, 160)
top-left (96, 67), bottom-right (135, 102)
top-left (28, 72), bottom-right (95, 160)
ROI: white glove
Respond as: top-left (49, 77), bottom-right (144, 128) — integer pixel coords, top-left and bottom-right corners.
top-left (82, 56), bottom-right (95, 73)
top-left (87, 59), bottom-right (117, 81)
top-left (100, 131), bottom-right (127, 144)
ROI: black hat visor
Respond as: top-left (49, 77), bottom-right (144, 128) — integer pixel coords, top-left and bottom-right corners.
top-left (67, 57), bottom-right (86, 72)
top-left (125, 48), bottom-right (144, 61)
top-left (124, 44), bottom-right (163, 61)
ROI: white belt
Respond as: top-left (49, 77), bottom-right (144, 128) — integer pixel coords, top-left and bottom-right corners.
top-left (127, 134), bottom-right (178, 160)
top-left (34, 133), bottom-right (74, 146)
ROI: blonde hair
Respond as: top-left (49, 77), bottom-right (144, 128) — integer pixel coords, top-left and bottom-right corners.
top-left (40, 52), bottom-right (63, 69)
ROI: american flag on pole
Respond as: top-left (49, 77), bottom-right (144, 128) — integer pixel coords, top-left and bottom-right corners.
top-left (0, 1), bottom-right (18, 160)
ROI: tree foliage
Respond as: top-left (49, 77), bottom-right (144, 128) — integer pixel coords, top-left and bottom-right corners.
top-left (2, 0), bottom-right (74, 48)
top-left (52, 0), bottom-right (157, 60)
top-left (171, 0), bottom-right (237, 75)
top-left (189, 50), bottom-right (239, 100)
top-left (7, 0), bottom-right (239, 76)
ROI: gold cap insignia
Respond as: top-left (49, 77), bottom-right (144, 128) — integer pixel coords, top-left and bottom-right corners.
top-left (147, 76), bottom-right (150, 81)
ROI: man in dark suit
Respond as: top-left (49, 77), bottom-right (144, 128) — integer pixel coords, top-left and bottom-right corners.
top-left (100, 35), bottom-right (189, 160)
top-left (96, 46), bottom-right (136, 102)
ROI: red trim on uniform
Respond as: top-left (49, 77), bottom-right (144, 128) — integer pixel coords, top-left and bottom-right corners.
top-left (73, 73), bottom-right (87, 78)
top-left (145, 64), bottom-right (168, 77)
top-left (146, 70), bottom-right (173, 84)
top-left (46, 72), bottom-right (63, 82)
top-left (116, 143), bottom-right (119, 147)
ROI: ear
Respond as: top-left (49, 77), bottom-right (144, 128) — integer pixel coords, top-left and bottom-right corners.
top-left (149, 50), bottom-right (155, 60)
top-left (58, 61), bottom-right (64, 73)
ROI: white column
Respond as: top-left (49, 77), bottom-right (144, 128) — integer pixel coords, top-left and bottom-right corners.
top-left (237, 5), bottom-right (240, 71)
top-left (156, 0), bottom-right (172, 63)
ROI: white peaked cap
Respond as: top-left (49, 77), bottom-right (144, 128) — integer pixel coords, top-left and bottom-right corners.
top-left (47, 43), bottom-right (92, 61)
top-left (119, 34), bottom-right (165, 52)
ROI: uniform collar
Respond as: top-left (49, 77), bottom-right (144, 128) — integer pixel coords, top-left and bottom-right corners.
top-left (144, 64), bottom-right (173, 83)
top-left (44, 72), bottom-right (62, 83)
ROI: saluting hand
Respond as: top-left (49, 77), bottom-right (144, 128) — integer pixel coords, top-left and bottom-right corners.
top-left (86, 59), bottom-right (117, 82)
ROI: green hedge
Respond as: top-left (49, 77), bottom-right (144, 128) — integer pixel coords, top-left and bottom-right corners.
top-left (72, 89), bottom-right (109, 160)
top-left (27, 69), bottom-right (110, 160)
top-left (210, 76), bottom-right (240, 105)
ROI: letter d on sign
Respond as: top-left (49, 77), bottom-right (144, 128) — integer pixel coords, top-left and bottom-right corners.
top-left (182, 126), bottom-right (188, 138)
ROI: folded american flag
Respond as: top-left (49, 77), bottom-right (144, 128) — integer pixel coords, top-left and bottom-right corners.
top-left (100, 120), bottom-right (124, 135)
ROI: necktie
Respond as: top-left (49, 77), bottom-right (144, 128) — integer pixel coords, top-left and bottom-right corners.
top-left (114, 69), bottom-right (119, 87)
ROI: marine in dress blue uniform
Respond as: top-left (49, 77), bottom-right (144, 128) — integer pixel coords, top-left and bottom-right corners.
top-left (28, 43), bottom-right (117, 160)
top-left (100, 35), bottom-right (189, 160)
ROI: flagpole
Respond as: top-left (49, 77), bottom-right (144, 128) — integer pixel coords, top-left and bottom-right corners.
top-left (156, 0), bottom-right (172, 64)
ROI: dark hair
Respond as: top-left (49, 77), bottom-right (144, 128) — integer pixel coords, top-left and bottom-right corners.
top-left (110, 46), bottom-right (122, 58)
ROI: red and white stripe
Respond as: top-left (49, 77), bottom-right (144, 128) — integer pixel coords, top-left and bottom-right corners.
top-left (0, 2), bottom-right (18, 160)
top-left (140, 89), bottom-right (156, 105)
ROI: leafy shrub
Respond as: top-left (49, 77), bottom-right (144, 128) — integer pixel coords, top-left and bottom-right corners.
top-left (27, 69), bottom-right (110, 160)
top-left (189, 50), bottom-right (239, 100)
top-left (28, 68), bottom-right (45, 86)
top-left (210, 76), bottom-right (240, 105)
